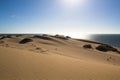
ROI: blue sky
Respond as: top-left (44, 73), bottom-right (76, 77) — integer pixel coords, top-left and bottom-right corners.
top-left (0, 0), bottom-right (120, 37)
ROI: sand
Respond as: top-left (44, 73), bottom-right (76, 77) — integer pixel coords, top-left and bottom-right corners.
top-left (0, 34), bottom-right (120, 80)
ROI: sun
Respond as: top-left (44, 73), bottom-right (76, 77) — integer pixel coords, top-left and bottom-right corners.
top-left (59, 0), bottom-right (85, 9)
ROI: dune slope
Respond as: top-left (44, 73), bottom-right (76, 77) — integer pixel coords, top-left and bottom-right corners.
top-left (0, 35), bottom-right (120, 80)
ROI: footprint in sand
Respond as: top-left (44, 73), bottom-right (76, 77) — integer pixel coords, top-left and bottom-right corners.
top-left (35, 47), bottom-right (48, 53)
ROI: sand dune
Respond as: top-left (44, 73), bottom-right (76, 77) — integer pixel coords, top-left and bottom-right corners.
top-left (0, 34), bottom-right (120, 80)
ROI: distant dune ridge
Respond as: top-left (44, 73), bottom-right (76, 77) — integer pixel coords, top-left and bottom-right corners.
top-left (0, 34), bottom-right (120, 80)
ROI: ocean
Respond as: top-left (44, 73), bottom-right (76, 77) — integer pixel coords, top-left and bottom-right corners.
top-left (86, 34), bottom-right (120, 48)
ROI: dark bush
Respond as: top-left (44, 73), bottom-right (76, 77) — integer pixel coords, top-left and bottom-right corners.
top-left (0, 35), bottom-right (12, 39)
top-left (0, 36), bottom-right (6, 40)
top-left (42, 34), bottom-right (49, 36)
top-left (19, 38), bottom-right (33, 44)
top-left (66, 36), bottom-right (71, 38)
top-left (83, 44), bottom-right (92, 49)
top-left (54, 34), bottom-right (68, 40)
top-left (6, 35), bottom-right (12, 38)
top-left (33, 35), bottom-right (52, 40)
top-left (96, 44), bottom-right (118, 52)
top-left (16, 34), bottom-right (22, 37)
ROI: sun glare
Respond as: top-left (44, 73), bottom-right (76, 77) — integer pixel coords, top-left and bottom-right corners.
top-left (59, 0), bottom-right (86, 9)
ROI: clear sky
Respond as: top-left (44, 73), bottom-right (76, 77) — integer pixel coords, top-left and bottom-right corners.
top-left (0, 0), bottom-right (120, 37)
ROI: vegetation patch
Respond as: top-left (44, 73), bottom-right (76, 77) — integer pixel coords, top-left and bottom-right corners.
top-left (19, 38), bottom-right (33, 44)
top-left (83, 44), bottom-right (92, 49)
top-left (96, 44), bottom-right (118, 52)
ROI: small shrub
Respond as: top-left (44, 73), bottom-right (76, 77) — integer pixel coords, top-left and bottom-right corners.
top-left (16, 34), bottom-right (22, 37)
top-left (6, 35), bottom-right (12, 38)
top-left (83, 44), bottom-right (92, 49)
top-left (33, 35), bottom-right (52, 40)
top-left (0, 36), bottom-right (6, 40)
top-left (54, 34), bottom-right (68, 40)
top-left (96, 44), bottom-right (117, 52)
top-left (66, 36), bottom-right (71, 38)
top-left (19, 38), bottom-right (33, 44)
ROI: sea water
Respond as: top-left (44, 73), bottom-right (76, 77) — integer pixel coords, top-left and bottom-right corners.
top-left (87, 34), bottom-right (120, 48)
